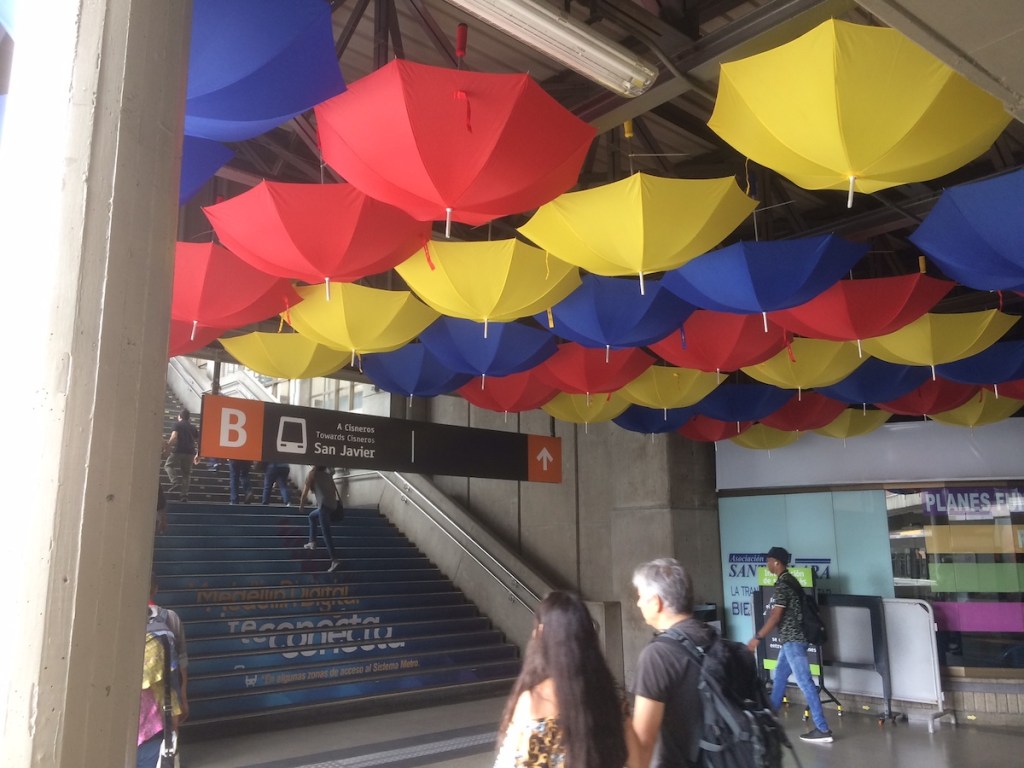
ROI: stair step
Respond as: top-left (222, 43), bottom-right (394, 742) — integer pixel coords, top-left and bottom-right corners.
top-left (154, 555), bottom-right (433, 576)
top-left (154, 546), bottom-right (419, 562)
top-left (173, 591), bottom-right (467, 622)
top-left (187, 659), bottom-right (519, 721)
top-left (189, 645), bottom-right (518, 698)
top-left (158, 578), bottom-right (456, 607)
top-left (185, 616), bottom-right (494, 655)
top-left (153, 568), bottom-right (449, 590)
top-left (188, 629), bottom-right (506, 675)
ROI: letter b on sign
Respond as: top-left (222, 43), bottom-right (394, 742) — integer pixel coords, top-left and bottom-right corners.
top-left (221, 409), bottom-right (247, 447)
top-left (200, 395), bottom-right (264, 460)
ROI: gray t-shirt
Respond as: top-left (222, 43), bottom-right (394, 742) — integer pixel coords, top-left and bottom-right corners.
top-left (311, 469), bottom-right (339, 511)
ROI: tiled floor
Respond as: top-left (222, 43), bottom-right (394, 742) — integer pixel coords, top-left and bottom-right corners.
top-left (183, 696), bottom-right (1024, 768)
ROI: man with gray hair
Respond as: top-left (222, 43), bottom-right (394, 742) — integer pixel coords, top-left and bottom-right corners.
top-left (631, 557), bottom-right (715, 767)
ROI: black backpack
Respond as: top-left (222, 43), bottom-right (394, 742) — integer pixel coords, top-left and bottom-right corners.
top-left (659, 628), bottom-right (798, 768)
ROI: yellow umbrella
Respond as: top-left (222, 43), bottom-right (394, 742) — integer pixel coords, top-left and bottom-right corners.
top-left (860, 311), bottom-right (1018, 373)
top-left (287, 283), bottom-right (439, 356)
top-left (731, 424), bottom-right (801, 450)
top-left (742, 338), bottom-right (866, 392)
top-left (814, 408), bottom-right (891, 439)
top-left (220, 332), bottom-right (349, 379)
top-left (395, 239), bottom-right (580, 331)
top-left (542, 392), bottom-right (629, 426)
top-left (930, 391), bottom-right (1024, 428)
top-left (709, 19), bottom-right (1010, 207)
top-left (518, 172), bottom-right (756, 291)
top-left (621, 366), bottom-right (722, 409)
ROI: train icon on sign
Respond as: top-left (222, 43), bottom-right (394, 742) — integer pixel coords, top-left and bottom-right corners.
top-left (277, 416), bottom-right (308, 454)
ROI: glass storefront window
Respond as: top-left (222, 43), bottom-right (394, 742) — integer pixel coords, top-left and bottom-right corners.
top-left (887, 486), bottom-right (1024, 673)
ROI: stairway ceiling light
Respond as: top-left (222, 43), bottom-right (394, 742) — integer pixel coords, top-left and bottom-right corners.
top-left (445, 0), bottom-right (658, 98)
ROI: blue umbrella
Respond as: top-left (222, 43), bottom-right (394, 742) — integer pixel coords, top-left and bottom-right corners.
top-left (361, 343), bottom-right (473, 398)
top-left (816, 357), bottom-right (930, 404)
top-left (420, 317), bottom-right (556, 377)
top-left (934, 340), bottom-right (1024, 385)
top-left (179, 136), bottom-right (234, 204)
top-left (185, 0), bottom-right (345, 142)
top-left (693, 382), bottom-right (792, 422)
top-left (537, 275), bottom-right (694, 349)
top-left (910, 169), bottom-right (1024, 291)
top-left (661, 234), bottom-right (867, 313)
top-left (613, 405), bottom-right (698, 434)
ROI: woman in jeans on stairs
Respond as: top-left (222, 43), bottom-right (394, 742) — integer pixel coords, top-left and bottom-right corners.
top-left (494, 591), bottom-right (641, 768)
top-left (298, 465), bottom-right (342, 573)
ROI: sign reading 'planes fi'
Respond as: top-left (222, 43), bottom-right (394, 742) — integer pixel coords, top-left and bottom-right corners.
top-left (200, 395), bottom-right (561, 483)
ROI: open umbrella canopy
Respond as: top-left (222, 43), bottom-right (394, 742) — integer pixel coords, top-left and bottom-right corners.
top-left (814, 408), bottom-right (892, 439)
top-left (662, 235), bottom-right (867, 313)
top-left (219, 332), bottom-right (349, 379)
top-left (929, 390), bottom-right (1024, 428)
top-left (876, 379), bottom-right (979, 416)
top-left (694, 381), bottom-right (792, 423)
top-left (169, 319), bottom-right (225, 359)
top-left (458, 370), bottom-right (559, 413)
top-left (910, 169), bottom-right (1024, 291)
top-left (419, 317), bottom-right (556, 377)
top-left (742, 338), bottom-right (867, 391)
top-left (316, 59), bottom-right (594, 230)
top-left (542, 392), bottom-right (630, 425)
top-left (518, 172), bottom-right (756, 284)
top-left (613, 405), bottom-right (698, 434)
top-left (759, 392), bottom-right (848, 432)
top-left (769, 274), bottom-right (953, 343)
top-left (708, 19), bottom-right (1009, 202)
top-left (171, 242), bottom-right (300, 330)
top-left (361, 343), bottom-right (472, 398)
top-left (679, 415), bottom-right (753, 442)
top-left (185, 0), bottom-right (345, 142)
top-left (204, 182), bottom-right (431, 286)
top-left (934, 340), bottom-right (1024, 385)
top-left (287, 283), bottom-right (438, 354)
top-left (180, 137), bottom-right (234, 204)
top-left (648, 310), bottom-right (788, 373)
top-left (860, 310), bottom-right (1019, 368)
top-left (534, 344), bottom-right (654, 396)
top-left (622, 366), bottom-right (723, 409)
top-left (816, 357), bottom-right (931, 404)
top-left (538, 274), bottom-right (695, 350)
top-left (396, 239), bottom-right (580, 326)
top-left (731, 424), bottom-right (801, 450)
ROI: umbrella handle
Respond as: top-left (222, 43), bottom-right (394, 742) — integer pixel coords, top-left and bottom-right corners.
top-left (847, 176), bottom-right (855, 208)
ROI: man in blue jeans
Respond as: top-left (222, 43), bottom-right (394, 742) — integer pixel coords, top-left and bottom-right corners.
top-left (746, 546), bottom-right (833, 743)
top-left (298, 465), bottom-right (342, 573)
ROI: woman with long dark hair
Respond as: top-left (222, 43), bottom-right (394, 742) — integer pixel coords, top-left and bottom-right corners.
top-left (494, 590), bottom-right (640, 768)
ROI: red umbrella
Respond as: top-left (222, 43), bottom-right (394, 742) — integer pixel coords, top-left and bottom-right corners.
top-left (648, 310), bottom-right (788, 373)
top-left (203, 181), bottom-right (431, 291)
top-left (876, 378), bottom-right (979, 416)
top-left (759, 392), bottom-right (848, 431)
top-left (315, 59), bottom-right (595, 234)
top-left (168, 319), bottom-right (224, 358)
top-left (769, 274), bottom-right (953, 348)
top-left (172, 242), bottom-right (300, 332)
top-left (534, 343), bottom-right (654, 395)
top-left (679, 415), bottom-right (752, 442)
top-left (458, 370), bottom-right (559, 413)
top-left (986, 379), bottom-right (1024, 399)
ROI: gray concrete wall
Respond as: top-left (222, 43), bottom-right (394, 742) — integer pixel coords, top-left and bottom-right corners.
top-left (420, 394), bottom-right (721, 685)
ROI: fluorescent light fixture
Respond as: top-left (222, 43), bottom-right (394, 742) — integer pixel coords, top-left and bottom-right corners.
top-left (445, 0), bottom-right (658, 97)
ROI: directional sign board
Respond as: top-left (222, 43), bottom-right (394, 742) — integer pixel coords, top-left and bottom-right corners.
top-left (200, 394), bottom-right (562, 483)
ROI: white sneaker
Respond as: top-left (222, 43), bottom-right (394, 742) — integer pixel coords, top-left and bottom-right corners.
top-left (302, 541), bottom-right (315, 550)
top-left (327, 560), bottom-right (340, 573)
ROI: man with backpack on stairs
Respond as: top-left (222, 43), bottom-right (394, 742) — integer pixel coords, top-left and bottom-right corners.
top-left (746, 546), bottom-right (833, 745)
top-left (299, 465), bottom-right (343, 573)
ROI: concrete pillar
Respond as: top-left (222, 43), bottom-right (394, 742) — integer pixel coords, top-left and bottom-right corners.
top-left (0, 2), bottom-right (191, 766)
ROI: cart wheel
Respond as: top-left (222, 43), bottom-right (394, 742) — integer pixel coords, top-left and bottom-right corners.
top-left (877, 716), bottom-right (886, 727)
top-left (802, 709), bottom-right (809, 722)
top-left (836, 707), bottom-right (844, 718)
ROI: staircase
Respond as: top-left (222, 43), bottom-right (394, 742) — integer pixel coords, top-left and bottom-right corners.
top-left (155, 389), bottom-right (520, 731)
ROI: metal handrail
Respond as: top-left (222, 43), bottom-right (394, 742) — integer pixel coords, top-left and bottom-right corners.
top-left (368, 470), bottom-right (542, 610)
